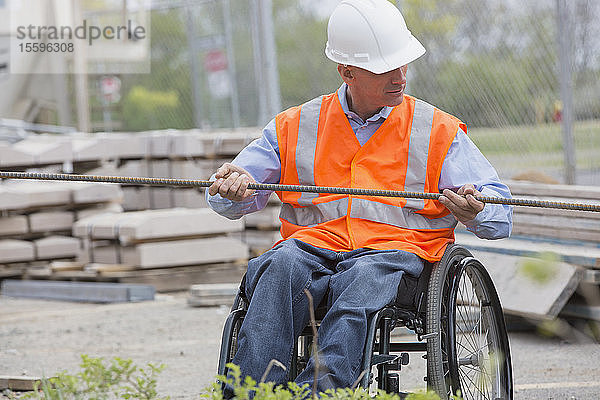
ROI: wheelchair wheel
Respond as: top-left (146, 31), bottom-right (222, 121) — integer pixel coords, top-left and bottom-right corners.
top-left (426, 245), bottom-right (512, 400)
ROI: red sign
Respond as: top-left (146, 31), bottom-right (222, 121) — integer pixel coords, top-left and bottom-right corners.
top-left (204, 50), bottom-right (228, 72)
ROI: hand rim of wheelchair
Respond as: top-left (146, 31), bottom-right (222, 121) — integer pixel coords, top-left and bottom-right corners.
top-left (426, 245), bottom-right (513, 399)
top-left (217, 243), bottom-right (513, 400)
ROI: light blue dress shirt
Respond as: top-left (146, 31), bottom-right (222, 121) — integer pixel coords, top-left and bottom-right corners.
top-left (207, 84), bottom-right (513, 239)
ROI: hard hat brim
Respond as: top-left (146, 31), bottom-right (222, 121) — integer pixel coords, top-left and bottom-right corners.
top-left (325, 34), bottom-right (426, 75)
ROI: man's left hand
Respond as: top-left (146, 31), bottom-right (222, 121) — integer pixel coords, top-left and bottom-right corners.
top-left (438, 184), bottom-right (485, 225)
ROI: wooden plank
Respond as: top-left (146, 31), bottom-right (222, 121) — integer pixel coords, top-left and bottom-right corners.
top-left (455, 233), bottom-right (600, 269)
top-left (0, 279), bottom-right (155, 303)
top-left (49, 261), bottom-right (85, 272)
top-left (188, 282), bottom-right (240, 306)
top-left (512, 204), bottom-right (600, 220)
top-left (513, 213), bottom-right (600, 233)
top-left (112, 262), bottom-right (246, 292)
top-left (0, 376), bottom-right (45, 391)
top-left (0, 265), bottom-right (25, 278)
top-left (472, 250), bottom-right (582, 319)
top-left (560, 304), bottom-right (600, 322)
top-left (512, 224), bottom-right (600, 243)
top-left (506, 180), bottom-right (600, 200)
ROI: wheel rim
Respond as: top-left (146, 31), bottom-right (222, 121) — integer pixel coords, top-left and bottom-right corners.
top-left (450, 261), bottom-right (509, 400)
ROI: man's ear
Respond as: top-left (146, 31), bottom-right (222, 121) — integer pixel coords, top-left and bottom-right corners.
top-left (338, 64), bottom-right (354, 84)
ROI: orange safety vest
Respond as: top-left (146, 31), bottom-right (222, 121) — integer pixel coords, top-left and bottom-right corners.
top-left (274, 92), bottom-right (466, 262)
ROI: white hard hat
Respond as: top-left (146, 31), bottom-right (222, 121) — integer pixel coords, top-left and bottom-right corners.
top-left (325, 0), bottom-right (426, 74)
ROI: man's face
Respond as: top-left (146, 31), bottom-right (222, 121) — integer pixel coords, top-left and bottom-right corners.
top-left (340, 64), bottom-right (408, 111)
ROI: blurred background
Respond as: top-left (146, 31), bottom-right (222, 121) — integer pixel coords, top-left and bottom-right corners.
top-left (0, 0), bottom-right (599, 185)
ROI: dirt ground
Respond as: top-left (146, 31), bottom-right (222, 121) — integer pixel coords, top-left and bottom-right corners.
top-left (1, 293), bottom-right (600, 399)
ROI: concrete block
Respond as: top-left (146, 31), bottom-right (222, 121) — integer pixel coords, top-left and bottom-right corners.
top-left (188, 283), bottom-right (239, 307)
top-left (170, 159), bottom-right (217, 179)
top-left (149, 159), bottom-right (170, 178)
top-left (11, 136), bottom-right (72, 165)
top-left (169, 131), bottom-right (205, 157)
top-left (73, 208), bottom-right (244, 242)
top-left (0, 279), bottom-right (155, 303)
top-left (75, 203), bottom-right (123, 220)
top-left (149, 187), bottom-right (173, 209)
top-left (118, 160), bottom-right (150, 177)
top-left (122, 236), bottom-right (249, 268)
top-left (471, 250), bottom-right (582, 319)
top-left (81, 237), bottom-right (248, 268)
top-left (244, 206), bottom-right (281, 229)
top-left (201, 130), bottom-right (261, 156)
top-left (95, 133), bottom-right (147, 159)
top-left (29, 211), bottom-right (74, 233)
top-left (0, 215), bottom-right (28, 236)
top-left (1, 181), bottom-right (72, 208)
top-left (0, 142), bottom-right (35, 167)
top-left (122, 187), bottom-right (151, 211)
top-left (71, 135), bottom-right (111, 161)
top-left (0, 186), bottom-right (28, 210)
top-left (34, 235), bottom-right (80, 260)
top-left (41, 182), bottom-right (123, 205)
top-left (172, 188), bottom-right (208, 208)
top-left (0, 240), bottom-right (35, 263)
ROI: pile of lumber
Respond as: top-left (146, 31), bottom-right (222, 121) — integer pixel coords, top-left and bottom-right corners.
top-left (457, 180), bottom-right (600, 322)
top-left (0, 180), bottom-right (122, 279)
top-left (58, 208), bottom-right (250, 291)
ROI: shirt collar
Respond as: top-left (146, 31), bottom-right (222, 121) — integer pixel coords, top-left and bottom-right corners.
top-left (336, 83), bottom-right (393, 123)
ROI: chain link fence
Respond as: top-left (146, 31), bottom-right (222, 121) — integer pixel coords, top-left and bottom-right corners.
top-left (89, 0), bottom-right (599, 185)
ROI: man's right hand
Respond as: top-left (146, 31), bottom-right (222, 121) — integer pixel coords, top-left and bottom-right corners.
top-left (208, 163), bottom-right (256, 202)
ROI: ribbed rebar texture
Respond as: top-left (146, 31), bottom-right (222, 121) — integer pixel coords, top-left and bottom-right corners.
top-left (1, 171), bottom-right (599, 212)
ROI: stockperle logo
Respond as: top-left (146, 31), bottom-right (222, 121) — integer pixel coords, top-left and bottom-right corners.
top-left (9, 0), bottom-right (151, 75)
top-left (16, 19), bottom-right (146, 46)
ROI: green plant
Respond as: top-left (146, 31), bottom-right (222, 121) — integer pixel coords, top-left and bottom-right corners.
top-left (21, 355), bottom-right (168, 400)
top-left (201, 363), bottom-right (462, 400)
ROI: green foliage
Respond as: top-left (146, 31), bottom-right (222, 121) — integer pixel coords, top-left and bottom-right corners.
top-left (122, 86), bottom-right (181, 131)
top-left (201, 363), bottom-right (458, 400)
top-left (518, 252), bottom-right (560, 285)
top-left (19, 355), bottom-right (168, 400)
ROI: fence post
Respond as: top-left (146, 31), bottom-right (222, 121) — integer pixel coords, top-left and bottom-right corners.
top-left (557, 0), bottom-right (576, 184)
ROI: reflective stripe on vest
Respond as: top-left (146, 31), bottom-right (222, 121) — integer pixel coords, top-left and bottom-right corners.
top-left (281, 97), bottom-right (457, 230)
top-left (404, 99), bottom-right (434, 211)
top-left (296, 96), bottom-right (323, 206)
top-left (280, 198), bottom-right (349, 227)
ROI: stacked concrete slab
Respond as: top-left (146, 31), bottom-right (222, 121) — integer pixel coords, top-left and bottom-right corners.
top-left (0, 180), bottom-right (123, 279)
top-left (70, 208), bottom-right (248, 291)
top-left (80, 129), bottom-right (261, 211)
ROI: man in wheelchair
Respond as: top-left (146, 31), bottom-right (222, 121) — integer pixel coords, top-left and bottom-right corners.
top-left (206, 0), bottom-right (512, 396)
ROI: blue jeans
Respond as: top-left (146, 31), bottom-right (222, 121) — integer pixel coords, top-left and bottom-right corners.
top-left (230, 239), bottom-right (424, 392)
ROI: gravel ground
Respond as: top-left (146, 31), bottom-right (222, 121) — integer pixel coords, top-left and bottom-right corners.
top-left (1, 293), bottom-right (600, 399)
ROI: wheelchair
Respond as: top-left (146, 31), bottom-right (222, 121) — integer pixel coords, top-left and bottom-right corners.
top-left (217, 244), bottom-right (513, 400)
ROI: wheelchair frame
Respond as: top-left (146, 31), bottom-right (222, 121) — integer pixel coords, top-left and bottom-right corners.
top-left (217, 244), bottom-right (513, 400)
